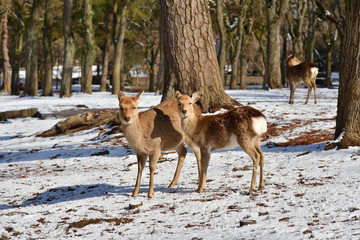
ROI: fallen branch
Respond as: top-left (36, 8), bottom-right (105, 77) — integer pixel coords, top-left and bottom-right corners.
top-left (37, 110), bottom-right (120, 137)
top-left (0, 108), bottom-right (41, 121)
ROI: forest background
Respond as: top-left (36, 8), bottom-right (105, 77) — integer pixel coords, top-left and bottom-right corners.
top-left (0, 0), bottom-right (359, 148)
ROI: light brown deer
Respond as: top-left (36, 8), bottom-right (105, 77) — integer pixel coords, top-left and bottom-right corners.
top-left (118, 90), bottom-right (201, 198)
top-left (286, 54), bottom-right (319, 104)
top-left (175, 91), bottom-right (267, 194)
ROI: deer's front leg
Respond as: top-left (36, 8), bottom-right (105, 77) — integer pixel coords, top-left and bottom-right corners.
top-left (148, 149), bottom-right (161, 198)
top-left (132, 154), bottom-right (147, 197)
top-left (198, 149), bottom-right (210, 193)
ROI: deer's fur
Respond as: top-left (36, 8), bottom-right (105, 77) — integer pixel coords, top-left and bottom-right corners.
top-left (286, 54), bottom-right (319, 104)
top-left (176, 91), bottom-right (267, 194)
top-left (118, 90), bottom-right (201, 198)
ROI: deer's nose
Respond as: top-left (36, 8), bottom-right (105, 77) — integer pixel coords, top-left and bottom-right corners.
top-left (124, 117), bottom-right (130, 122)
top-left (182, 110), bottom-right (187, 114)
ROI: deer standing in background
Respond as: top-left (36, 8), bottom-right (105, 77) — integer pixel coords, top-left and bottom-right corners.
top-left (176, 91), bottom-right (267, 195)
top-left (118, 91), bottom-right (202, 198)
top-left (286, 54), bottom-right (319, 104)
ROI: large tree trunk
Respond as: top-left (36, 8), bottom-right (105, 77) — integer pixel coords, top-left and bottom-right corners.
top-left (61, 0), bottom-right (75, 97)
top-left (42, 0), bottom-right (54, 96)
top-left (1, 11), bottom-right (11, 94)
top-left (23, 0), bottom-right (44, 96)
top-left (82, 0), bottom-right (98, 94)
top-left (265, 0), bottom-right (289, 89)
top-left (112, 1), bottom-right (128, 94)
top-left (216, 0), bottom-right (227, 83)
top-left (160, 0), bottom-right (234, 112)
top-left (334, 0), bottom-right (360, 148)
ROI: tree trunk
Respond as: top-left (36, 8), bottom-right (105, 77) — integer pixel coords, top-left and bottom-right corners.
top-left (239, 52), bottom-right (247, 89)
top-left (265, 0), bottom-right (289, 89)
top-left (230, 3), bottom-right (248, 90)
top-left (216, 0), bottom-right (227, 83)
top-left (82, 0), bottom-right (98, 94)
top-left (10, 29), bottom-right (24, 96)
top-left (325, 50), bottom-right (333, 88)
top-left (160, 0), bottom-right (234, 112)
top-left (61, 0), bottom-right (75, 97)
top-left (1, 11), bottom-right (11, 94)
top-left (42, 0), bottom-right (54, 96)
top-left (334, 0), bottom-right (360, 148)
top-left (112, 1), bottom-right (128, 94)
top-left (23, 0), bottom-right (44, 96)
top-left (100, 10), bottom-right (113, 92)
top-left (100, 37), bottom-right (111, 92)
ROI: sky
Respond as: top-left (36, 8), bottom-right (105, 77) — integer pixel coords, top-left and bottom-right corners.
top-left (0, 86), bottom-right (359, 239)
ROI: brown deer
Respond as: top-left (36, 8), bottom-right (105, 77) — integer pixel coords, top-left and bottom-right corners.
top-left (118, 90), bottom-right (201, 198)
top-left (286, 54), bottom-right (319, 104)
top-left (175, 91), bottom-right (267, 195)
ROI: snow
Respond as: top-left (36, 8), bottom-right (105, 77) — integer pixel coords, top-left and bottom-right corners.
top-left (1, 87), bottom-right (359, 239)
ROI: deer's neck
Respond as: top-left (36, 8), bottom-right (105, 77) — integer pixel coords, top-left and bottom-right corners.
top-left (181, 114), bottom-right (199, 137)
top-left (122, 117), bottom-right (144, 149)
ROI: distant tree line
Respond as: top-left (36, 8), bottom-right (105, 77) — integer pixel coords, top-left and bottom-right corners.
top-left (0, 0), bottom-right (344, 97)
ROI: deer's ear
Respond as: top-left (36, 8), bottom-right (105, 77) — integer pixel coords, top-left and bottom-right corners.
top-left (135, 90), bottom-right (144, 103)
top-left (192, 92), bottom-right (201, 102)
top-left (175, 90), bottom-right (182, 99)
top-left (118, 91), bottom-right (125, 101)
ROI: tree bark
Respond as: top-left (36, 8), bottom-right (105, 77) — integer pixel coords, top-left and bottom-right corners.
top-left (1, 11), bottom-right (11, 94)
top-left (265, 0), bottom-right (289, 89)
top-left (82, 0), bottom-right (98, 94)
top-left (216, 0), bottom-right (227, 83)
top-left (160, 0), bottom-right (234, 112)
top-left (42, 0), bottom-right (54, 96)
top-left (10, 9), bottom-right (25, 96)
top-left (23, 0), bottom-right (44, 96)
top-left (334, 0), bottom-right (360, 148)
top-left (100, 10), bottom-right (114, 92)
top-left (61, 0), bottom-right (75, 97)
top-left (112, 0), bottom-right (128, 94)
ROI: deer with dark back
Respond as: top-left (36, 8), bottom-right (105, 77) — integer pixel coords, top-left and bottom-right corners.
top-left (118, 90), bottom-right (202, 198)
top-left (286, 54), bottom-right (319, 104)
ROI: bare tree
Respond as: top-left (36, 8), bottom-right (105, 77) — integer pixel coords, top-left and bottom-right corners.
top-left (265, 0), bottom-right (289, 89)
top-left (112, 0), bottom-right (129, 94)
top-left (60, 0), bottom-right (74, 97)
top-left (81, 0), bottom-right (98, 94)
top-left (23, 0), bottom-right (44, 96)
top-left (1, 11), bottom-right (11, 94)
top-left (42, 0), bottom-right (54, 96)
top-left (160, 0), bottom-right (235, 112)
top-left (216, 0), bottom-right (227, 83)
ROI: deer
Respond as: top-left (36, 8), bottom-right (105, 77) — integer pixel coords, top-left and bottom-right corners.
top-left (118, 90), bottom-right (202, 198)
top-left (175, 91), bottom-right (267, 195)
top-left (286, 54), bottom-right (319, 104)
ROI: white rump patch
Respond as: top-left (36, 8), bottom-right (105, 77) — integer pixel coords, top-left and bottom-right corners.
top-left (252, 117), bottom-right (267, 135)
top-left (311, 67), bottom-right (319, 78)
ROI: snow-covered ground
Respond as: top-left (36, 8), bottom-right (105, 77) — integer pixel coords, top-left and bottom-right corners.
top-left (0, 87), bottom-right (359, 239)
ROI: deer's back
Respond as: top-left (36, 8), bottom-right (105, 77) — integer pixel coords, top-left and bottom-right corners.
top-left (192, 107), bottom-right (265, 150)
top-left (138, 98), bottom-right (187, 151)
top-left (286, 62), bottom-right (318, 83)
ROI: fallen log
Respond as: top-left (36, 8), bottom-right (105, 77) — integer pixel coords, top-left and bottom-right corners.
top-left (37, 109), bottom-right (121, 137)
top-left (0, 108), bottom-right (41, 121)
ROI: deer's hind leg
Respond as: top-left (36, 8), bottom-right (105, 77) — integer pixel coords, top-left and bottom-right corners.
top-left (255, 136), bottom-right (265, 190)
top-left (238, 136), bottom-right (261, 195)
